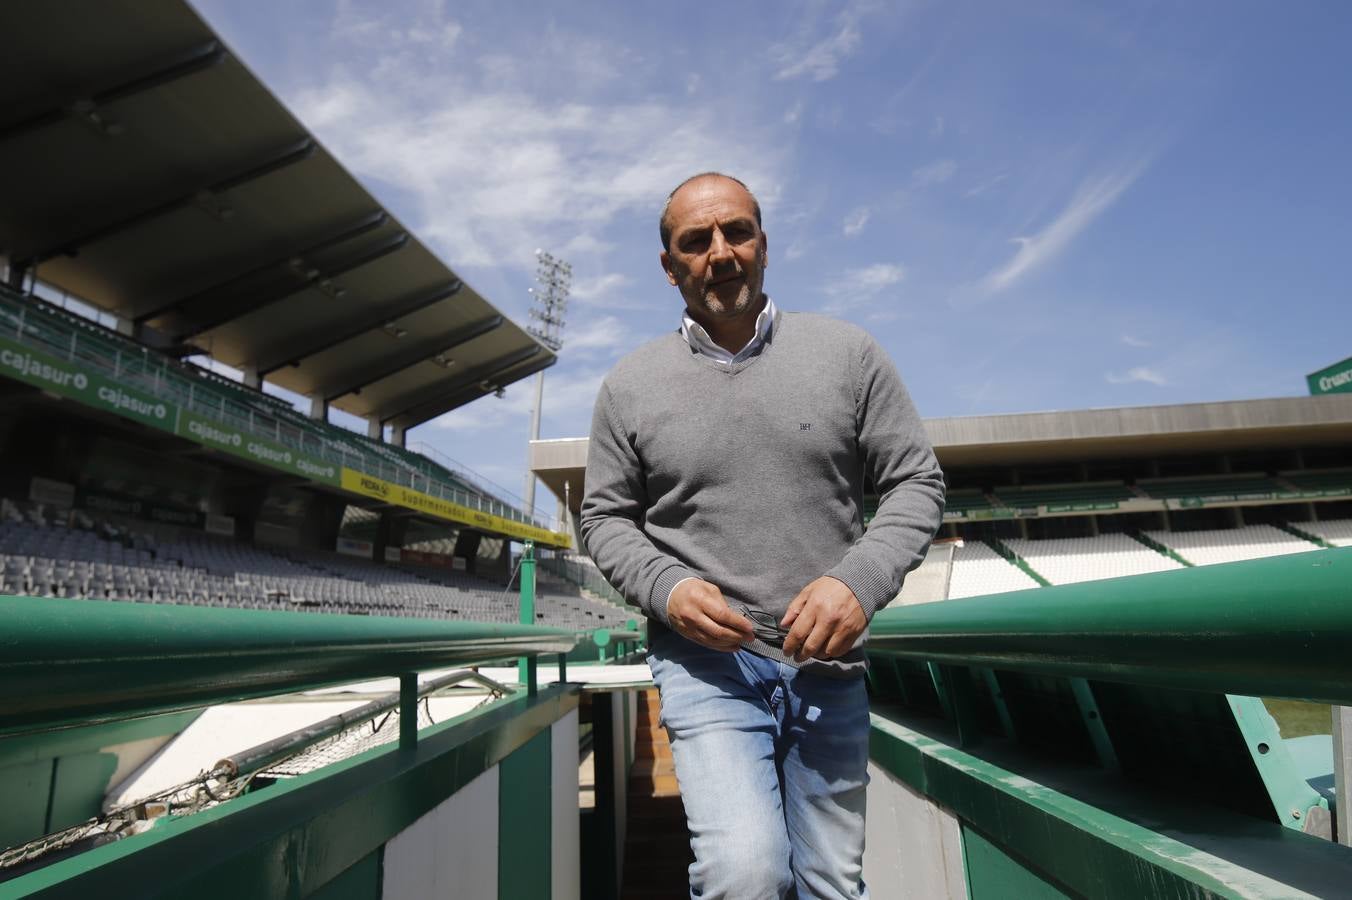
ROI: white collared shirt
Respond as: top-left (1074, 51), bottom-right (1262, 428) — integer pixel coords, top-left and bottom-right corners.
top-left (680, 296), bottom-right (777, 364)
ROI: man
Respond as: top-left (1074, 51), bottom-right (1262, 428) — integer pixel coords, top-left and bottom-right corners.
top-left (580, 172), bottom-right (944, 899)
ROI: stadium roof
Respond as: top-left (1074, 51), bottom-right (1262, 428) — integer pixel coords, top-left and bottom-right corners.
top-left (0, 0), bottom-right (552, 431)
top-left (531, 395), bottom-right (1352, 513)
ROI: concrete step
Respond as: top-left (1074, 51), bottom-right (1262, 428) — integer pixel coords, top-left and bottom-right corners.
top-left (634, 730), bottom-right (670, 759)
top-left (630, 756), bottom-right (679, 796)
top-left (621, 792), bottom-right (692, 899)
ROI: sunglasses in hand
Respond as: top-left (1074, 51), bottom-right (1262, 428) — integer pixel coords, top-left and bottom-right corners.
top-left (734, 604), bottom-right (790, 646)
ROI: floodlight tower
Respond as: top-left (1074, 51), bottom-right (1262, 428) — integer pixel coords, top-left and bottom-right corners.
top-left (524, 249), bottom-right (570, 520)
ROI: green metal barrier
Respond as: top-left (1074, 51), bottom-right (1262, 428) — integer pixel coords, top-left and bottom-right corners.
top-left (869, 548), bottom-right (1352, 706)
top-left (0, 595), bottom-right (577, 737)
top-left (863, 548), bottom-right (1352, 896)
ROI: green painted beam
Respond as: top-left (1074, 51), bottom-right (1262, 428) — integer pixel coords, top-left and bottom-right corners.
top-left (498, 728), bottom-right (551, 900)
top-left (869, 549), bottom-right (1352, 706)
top-left (2, 686), bottom-right (578, 899)
top-left (869, 713), bottom-right (1352, 898)
top-left (0, 596), bottom-right (576, 737)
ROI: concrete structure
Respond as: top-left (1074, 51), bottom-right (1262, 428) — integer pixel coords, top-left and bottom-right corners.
top-left (530, 395), bottom-right (1352, 518)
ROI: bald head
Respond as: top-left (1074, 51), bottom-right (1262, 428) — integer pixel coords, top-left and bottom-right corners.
top-left (659, 172), bottom-right (762, 251)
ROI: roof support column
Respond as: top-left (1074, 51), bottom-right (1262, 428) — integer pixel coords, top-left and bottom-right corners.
top-left (390, 425), bottom-right (406, 448)
top-left (241, 365), bottom-right (261, 390)
top-left (309, 395), bottom-right (328, 422)
top-left (114, 316), bottom-right (136, 338)
top-left (367, 418), bottom-right (382, 440)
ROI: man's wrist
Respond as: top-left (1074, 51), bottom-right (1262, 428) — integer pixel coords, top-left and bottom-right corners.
top-left (823, 556), bottom-right (894, 620)
top-left (650, 565), bottom-right (695, 628)
top-left (667, 576), bottom-right (697, 604)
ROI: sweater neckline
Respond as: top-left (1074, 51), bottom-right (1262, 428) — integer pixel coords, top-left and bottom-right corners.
top-left (681, 308), bottom-right (784, 376)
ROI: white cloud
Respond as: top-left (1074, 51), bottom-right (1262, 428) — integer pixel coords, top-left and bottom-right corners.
top-left (1120, 334), bottom-right (1151, 348)
top-left (771, 3), bottom-right (872, 82)
top-left (289, 14), bottom-right (785, 272)
top-left (430, 366), bottom-right (608, 432)
top-left (1106, 366), bottom-right (1167, 386)
top-left (963, 172), bottom-right (1008, 199)
top-left (982, 158), bottom-right (1150, 293)
top-left (912, 158), bottom-right (957, 187)
top-left (822, 262), bottom-right (905, 313)
top-left (930, 115), bottom-right (945, 138)
top-left (842, 207), bottom-right (870, 237)
top-left (565, 315), bottom-right (633, 356)
top-left (570, 273), bottom-right (636, 306)
top-left (784, 102), bottom-right (803, 125)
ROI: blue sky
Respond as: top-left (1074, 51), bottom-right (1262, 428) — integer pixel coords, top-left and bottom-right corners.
top-left (195, 0), bottom-right (1351, 523)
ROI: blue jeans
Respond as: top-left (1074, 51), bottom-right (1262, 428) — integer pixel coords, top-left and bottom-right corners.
top-left (647, 630), bottom-right (871, 899)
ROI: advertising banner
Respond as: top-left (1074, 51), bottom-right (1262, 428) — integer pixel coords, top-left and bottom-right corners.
top-left (0, 334), bottom-right (174, 431)
top-left (78, 489), bottom-right (205, 529)
top-left (1308, 356), bottom-right (1352, 396)
top-left (401, 549), bottom-right (457, 569)
top-left (339, 468), bottom-right (571, 548)
top-left (205, 513), bottom-right (236, 537)
top-left (1045, 501), bottom-right (1121, 513)
top-left (336, 537), bottom-right (374, 558)
top-left (175, 411), bottom-right (340, 486)
top-left (29, 476), bottom-right (76, 508)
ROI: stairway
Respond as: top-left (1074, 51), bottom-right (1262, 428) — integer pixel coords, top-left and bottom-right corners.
top-left (621, 688), bottom-right (693, 899)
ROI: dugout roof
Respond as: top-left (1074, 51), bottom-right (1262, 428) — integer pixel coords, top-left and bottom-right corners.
top-left (0, 0), bottom-right (552, 431)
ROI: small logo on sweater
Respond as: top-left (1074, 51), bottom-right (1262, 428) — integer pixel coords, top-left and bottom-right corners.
top-left (799, 423), bottom-right (812, 431)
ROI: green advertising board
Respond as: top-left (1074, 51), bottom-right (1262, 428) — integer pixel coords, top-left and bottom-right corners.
top-left (0, 334), bottom-right (174, 431)
top-left (0, 332), bottom-right (340, 488)
top-left (175, 410), bottom-right (340, 485)
top-left (1308, 356), bottom-right (1352, 396)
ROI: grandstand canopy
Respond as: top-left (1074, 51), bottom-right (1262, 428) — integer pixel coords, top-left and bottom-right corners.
top-left (0, 0), bottom-right (552, 431)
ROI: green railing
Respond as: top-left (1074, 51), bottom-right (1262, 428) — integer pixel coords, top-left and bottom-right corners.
top-left (0, 287), bottom-right (553, 532)
top-left (0, 594), bottom-right (578, 738)
top-left (538, 554), bottom-right (626, 606)
top-left (863, 548), bottom-right (1352, 897)
top-left (868, 548), bottom-right (1352, 706)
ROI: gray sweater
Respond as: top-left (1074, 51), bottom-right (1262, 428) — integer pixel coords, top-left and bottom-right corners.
top-left (579, 310), bottom-right (945, 677)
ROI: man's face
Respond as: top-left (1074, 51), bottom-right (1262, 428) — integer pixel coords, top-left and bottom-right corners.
top-left (661, 177), bottom-right (768, 322)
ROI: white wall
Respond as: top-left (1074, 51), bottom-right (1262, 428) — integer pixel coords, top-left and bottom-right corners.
top-left (552, 709), bottom-right (580, 900)
top-left (863, 762), bottom-right (967, 900)
top-left (383, 766), bottom-right (500, 900)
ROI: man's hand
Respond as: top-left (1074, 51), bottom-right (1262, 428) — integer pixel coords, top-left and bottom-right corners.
top-left (667, 578), bottom-right (755, 652)
top-left (780, 576), bottom-right (867, 663)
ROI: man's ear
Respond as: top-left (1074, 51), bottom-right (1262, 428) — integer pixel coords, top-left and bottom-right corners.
top-left (760, 231), bottom-right (768, 270)
top-left (660, 250), bottom-right (679, 286)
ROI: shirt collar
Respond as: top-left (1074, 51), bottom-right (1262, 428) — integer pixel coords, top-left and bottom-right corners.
top-left (680, 296), bottom-right (777, 365)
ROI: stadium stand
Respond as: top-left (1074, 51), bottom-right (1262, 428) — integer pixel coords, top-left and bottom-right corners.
top-left (1138, 474), bottom-right (1283, 502)
top-left (892, 541), bottom-right (955, 605)
top-left (993, 482), bottom-right (1137, 509)
top-left (1296, 519), bottom-right (1352, 547)
top-left (0, 286), bottom-right (541, 529)
top-left (1282, 469), bottom-right (1352, 494)
top-left (945, 540), bottom-right (1040, 599)
top-left (1143, 524), bottom-right (1318, 567)
top-left (1004, 534), bottom-right (1183, 584)
top-left (943, 489), bottom-right (998, 517)
top-left (0, 499), bottom-right (621, 628)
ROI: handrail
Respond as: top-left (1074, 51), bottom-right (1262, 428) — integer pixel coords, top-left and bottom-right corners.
top-left (212, 668), bottom-right (514, 779)
top-left (868, 547), bottom-right (1352, 706)
top-left (0, 595), bottom-right (577, 737)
